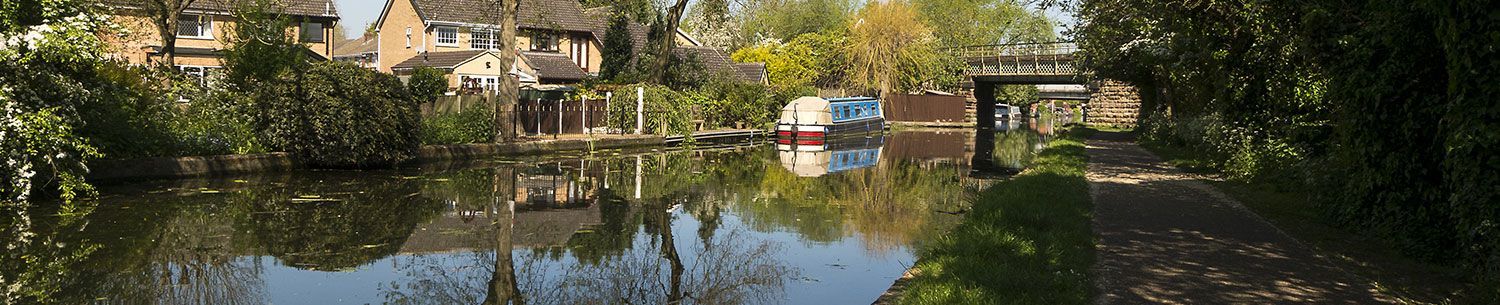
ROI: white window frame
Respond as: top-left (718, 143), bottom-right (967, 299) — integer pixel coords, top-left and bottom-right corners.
top-left (570, 34), bottom-right (589, 71)
top-left (435, 26), bottom-right (458, 47)
top-left (470, 28), bottom-right (498, 50)
top-left (177, 14), bottom-right (213, 40)
top-left (460, 74), bottom-right (500, 92)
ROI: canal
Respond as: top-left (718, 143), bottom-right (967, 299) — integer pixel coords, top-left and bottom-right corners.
top-left (26, 122), bottom-right (1055, 304)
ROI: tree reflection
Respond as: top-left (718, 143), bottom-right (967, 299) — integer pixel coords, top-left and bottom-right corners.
top-left (384, 160), bottom-right (795, 305)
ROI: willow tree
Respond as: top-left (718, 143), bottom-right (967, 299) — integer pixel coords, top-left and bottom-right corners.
top-left (845, 0), bottom-right (940, 95)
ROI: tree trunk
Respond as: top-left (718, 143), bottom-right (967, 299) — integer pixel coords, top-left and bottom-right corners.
top-left (158, 11), bottom-right (180, 68)
top-left (484, 167), bottom-right (523, 305)
top-left (493, 0), bottom-right (520, 142)
top-left (650, 0), bottom-right (691, 84)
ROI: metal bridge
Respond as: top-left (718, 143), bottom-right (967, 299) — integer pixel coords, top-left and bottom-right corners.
top-left (955, 42), bottom-right (1083, 84)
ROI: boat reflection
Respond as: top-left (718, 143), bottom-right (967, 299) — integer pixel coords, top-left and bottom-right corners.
top-left (777, 135), bottom-right (885, 177)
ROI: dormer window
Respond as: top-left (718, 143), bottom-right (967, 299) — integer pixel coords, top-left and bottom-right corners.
top-left (177, 14), bottom-right (212, 39)
top-left (531, 32), bottom-right (558, 52)
top-left (435, 26), bottom-right (458, 46)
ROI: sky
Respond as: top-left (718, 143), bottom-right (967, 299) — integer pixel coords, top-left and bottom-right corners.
top-left (334, 0), bottom-right (384, 37)
top-left (333, 0), bottom-right (1076, 40)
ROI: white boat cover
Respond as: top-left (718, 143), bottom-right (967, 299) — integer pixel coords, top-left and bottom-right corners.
top-left (778, 96), bottom-right (833, 125)
top-left (778, 150), bottom-right (831, 177)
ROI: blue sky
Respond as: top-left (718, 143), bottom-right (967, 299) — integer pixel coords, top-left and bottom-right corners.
top-left (334, 0), bottom-right (383, 37)
top-left (334, 0), bottom-right (1075, 39)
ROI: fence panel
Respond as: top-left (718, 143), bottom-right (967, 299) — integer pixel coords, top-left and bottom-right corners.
top-left (884, 93), bottom-right (967, 123)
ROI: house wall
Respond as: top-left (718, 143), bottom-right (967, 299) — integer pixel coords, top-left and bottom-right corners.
top-left (104, 11), bottom-right (334, 67)
top-left (377, 0), bottom-right (425, 73)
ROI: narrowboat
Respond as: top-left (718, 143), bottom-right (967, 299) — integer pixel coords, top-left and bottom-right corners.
top-left (995, 103), bottom-right (1022, 120)
top-left (778, 135), bottom-right (884, 177)
top-left (776, 96), bottom-right (885, 144)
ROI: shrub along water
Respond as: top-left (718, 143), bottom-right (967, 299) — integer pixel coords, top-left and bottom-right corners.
top-left (251, 62), bottom-right (422, 168)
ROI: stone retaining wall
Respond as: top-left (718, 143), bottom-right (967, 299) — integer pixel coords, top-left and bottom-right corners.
top-left (1087, 80), bottom-right (1142, 127)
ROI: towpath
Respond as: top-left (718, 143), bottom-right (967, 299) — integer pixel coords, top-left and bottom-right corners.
top-left (1086, 131), bottom-right (1395, 304)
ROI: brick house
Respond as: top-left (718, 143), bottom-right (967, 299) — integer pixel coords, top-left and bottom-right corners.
top-left (101, 0), bottom-right (339, 80)
top-left (375, 0), bottom-right (604, 91)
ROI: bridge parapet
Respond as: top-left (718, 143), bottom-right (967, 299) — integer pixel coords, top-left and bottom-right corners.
top-left (956, 42), bottom-right (1080, 82)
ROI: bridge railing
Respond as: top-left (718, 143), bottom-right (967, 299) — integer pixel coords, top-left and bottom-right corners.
top-left (950, 42), bottom-right (1078, 58)
top-left (952, 42), bottom-right (1080, 77)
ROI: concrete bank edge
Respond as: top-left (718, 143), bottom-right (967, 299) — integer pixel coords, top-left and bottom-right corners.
top-left (88, 136), bottom-right (667, 181)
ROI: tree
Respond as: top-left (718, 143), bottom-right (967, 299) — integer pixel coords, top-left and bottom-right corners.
top-left (407, 67), bottom-right (449, 103)
top-left (141, 0), bottom-right (200, 68)
top-left (845, 0), bottom-right (939, 95)
top-left (599, 11), bottom-right (634, 81)
top-left (911, 0), bottom-right (1054, 46)
top-left (734, 0), bottom-right (854, 48)
top-left (481, 0), bottom-right (520, 142)
top-left (648, 0), bottom-right (692, 84)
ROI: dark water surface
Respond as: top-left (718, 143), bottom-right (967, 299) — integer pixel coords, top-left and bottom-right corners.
top-left (26, 127), bottom-right (1050, 304)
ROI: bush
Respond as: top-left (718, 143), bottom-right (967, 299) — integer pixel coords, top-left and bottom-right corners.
top-left (606, 84), bottom-right (693, 135)
top-left (700, 79), bottom-right (778, 129)
top-left (172, 88), bottom-right (265, 155)
top-left (407, 67), bottom-right (448, 103)
top-left (422, 99), bottom-right (495, 144)
top-left (253, 62), bottom-right (421, 168)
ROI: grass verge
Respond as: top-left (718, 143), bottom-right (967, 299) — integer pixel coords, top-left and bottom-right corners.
top-left (895, 126), bottom-right (1095, 304)
top-left (1139, 141), bottom-right (1479, 304)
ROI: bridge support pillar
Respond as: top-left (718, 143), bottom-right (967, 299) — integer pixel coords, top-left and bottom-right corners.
top-left (974, 81), bottom-right (996, 129)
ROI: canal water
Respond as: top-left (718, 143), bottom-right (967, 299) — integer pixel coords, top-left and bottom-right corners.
top-left (23, 122), bottom-right (1054, 304)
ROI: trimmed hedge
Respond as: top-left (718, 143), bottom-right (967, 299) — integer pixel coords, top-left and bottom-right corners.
top-left (252, 62), bottom-right (422, 168)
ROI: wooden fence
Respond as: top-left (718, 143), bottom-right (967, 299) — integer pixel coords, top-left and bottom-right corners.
top-left (884, 93), bottom-right (967, 122)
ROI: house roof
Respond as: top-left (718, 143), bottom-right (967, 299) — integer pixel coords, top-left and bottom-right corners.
top-left (391, 50), bottom-right (490, 70)
top-left (332, 36), bottom-right (378, 58)
top-left (584, 7), bottom-right (703, 55)
top-left (103, 0), bottom-right (340, 18)
top-left (408, 0), bottom-right (595, 33)
top-left (734, 62), bottom-right (767, 84)
top-left (520, 51), bottom-right (586, 81)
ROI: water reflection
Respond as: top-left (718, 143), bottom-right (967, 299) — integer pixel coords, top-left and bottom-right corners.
top-left (9, 127), bottom-right (1054, 304)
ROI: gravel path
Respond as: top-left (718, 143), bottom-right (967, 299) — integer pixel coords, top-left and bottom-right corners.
top-left (1086, 132), bottom-right (1395, 304)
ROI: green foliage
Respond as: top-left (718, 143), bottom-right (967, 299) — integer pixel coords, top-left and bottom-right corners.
top-left (253, 62), bottom-right (422, 168)
top-left (605, 84), bottom-right (694, 135)
top-left (1076, 0), bottom-right (1500, 294)
top-left (699, 79), bottom-right (778, 129)
top-left (406, 67), bottom-right (448, 103)
top-left (735, 0), bottom-right (854, 47)
top-left (911, 0), bottom-right (1054, 46)
top-left (221, 0), bottom-right (308, 89)
top-left (172, 89), bottom-right (265, 155)
top-left (422, 100), bottom-right (496, 144)
top-left (599, 11), bottom-right (635, 82)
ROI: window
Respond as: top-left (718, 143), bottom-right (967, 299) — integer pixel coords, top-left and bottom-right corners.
top-left (531, 32), bottom-right (558, 51)
top-left (470, 28), bottom-right (498, 50)
top-left (299, 22), bottom-right (325, 43)
top-left (405, 27), bottom-right (412, 48)
top-left (177, 14), bottom-right (211, 39)
top-left (570, 34), bottom-right (589, 70)
top-left (461, 75), bottom-right (500, 93)
top-left (435, 26), bottom-right (458, 46)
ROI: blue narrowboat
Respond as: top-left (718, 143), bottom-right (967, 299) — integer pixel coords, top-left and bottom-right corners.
top-left (776, 96), bottom-right (885, 145)
top-left (778, 135), bottom-right (884, 177)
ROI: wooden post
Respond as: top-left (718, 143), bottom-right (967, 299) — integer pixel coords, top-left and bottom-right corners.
top-left (582, 97), bottom-right (589, 134)
top-left (605, 92), bottom-right (612, 134)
